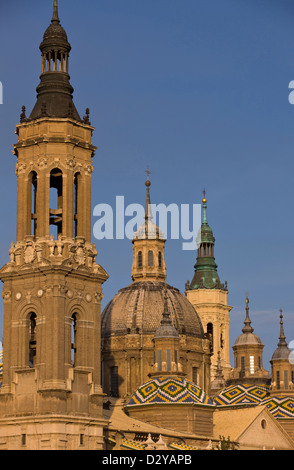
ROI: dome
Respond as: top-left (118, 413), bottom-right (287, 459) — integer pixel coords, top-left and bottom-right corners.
top-left (40, 1), bottom-right (71, 52)
top-left (41, 22), bottom-right (70, 49)
top-left (101, 281), bottom-right (204, 338)
top-left (133, 219), bottom-right (164, 240)
top-left (271, 309), bottom-right (291, 362)
top-left (233, 296), bottom-right (263, 347)
top-left (213, 383), bottom-right (270, 406)
top-left (271, 346), bottom-right (291, 361)
top-left (260, 396), bottom-right (294, 419)
top-left (233, 332), bottom-right (263, 347)
top-left (124, 376), bottom-right (213, 407)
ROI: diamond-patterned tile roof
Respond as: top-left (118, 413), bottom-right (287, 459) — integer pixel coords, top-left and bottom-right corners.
top-left (261, 396), bottom-right (294, 419)
top-left (213, 384), bottom-right (270, 406)
top-left (125, 376), bottom-right (213, 407)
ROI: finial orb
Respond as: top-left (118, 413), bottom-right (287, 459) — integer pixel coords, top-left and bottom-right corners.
top-left (145, 180), bottom-right (151, 187)
top-left (202, 198), bottom-right (207, 204)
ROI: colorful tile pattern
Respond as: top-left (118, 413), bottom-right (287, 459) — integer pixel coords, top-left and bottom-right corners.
top-left (213, 384), bottom-right (269, 406)
top-left (261, 396), bottom-right (294, 419)
top-left (125, 376), bottom-right (213, 407)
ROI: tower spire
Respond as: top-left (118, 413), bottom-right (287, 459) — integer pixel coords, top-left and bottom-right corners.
top-left (278, 309), bottom-right (288, 348)
top-left (145, 168), bottom-right (153, 221)
top-left (202, 189), bottom-right (208, 225)
top-left (242, 293), bottom-right (254, 334)
top-left (190, 191), bottom-right (224, 290)
top-left (29, 0), bottom-right (81, 121)
top-left (52, 0), bottom-right (60, 23)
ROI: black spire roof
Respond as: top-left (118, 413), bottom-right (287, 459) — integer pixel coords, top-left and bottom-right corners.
top-left (29, 0), bottom-right (81, 121)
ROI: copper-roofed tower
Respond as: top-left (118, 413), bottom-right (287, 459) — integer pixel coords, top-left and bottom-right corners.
top-left (270, 310), bottom-right (294, 395)
top-left (186, 192), bottom-right (233, 382)
top-left (0, 1), bottom-right (108, 450)
top-left (228, 295), bottom-right (270, 386)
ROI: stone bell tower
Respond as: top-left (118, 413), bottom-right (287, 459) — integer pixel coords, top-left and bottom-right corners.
top-left (0, 1), bottom-right (108, 450)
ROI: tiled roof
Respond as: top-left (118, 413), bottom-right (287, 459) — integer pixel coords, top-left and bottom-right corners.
top-left (125, 376), bottom-right (213, 407)
top-left (213, 384), bottom-right (269, 406)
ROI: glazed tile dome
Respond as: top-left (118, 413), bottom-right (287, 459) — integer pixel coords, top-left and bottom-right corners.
top-left (260, 396), bottom-right (294, 419)
top-left (213, 383), bottom-right (270, 406)
top-left (124, 376), bottom-right (213, 407)
top-left (101, 281), bottom-right (204, 338)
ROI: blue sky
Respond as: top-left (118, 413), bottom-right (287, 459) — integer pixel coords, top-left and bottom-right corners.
top-left (0, 0), bottom-right (294, 369)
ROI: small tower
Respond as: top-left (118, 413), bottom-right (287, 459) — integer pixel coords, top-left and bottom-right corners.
top-left (186, 192), bottom-right (232, 380)
top-left (131, 172), bottom-right (166, 282)
top-left (228, 295), bottom-right (270, 385)
top-left (270, 310), bottom-right (294, 395)
top-left (0, 1), bottom-right (108, 450)
top-left (210, 351), bottom-right (226, 395)
top-left (151, 289), bottom-right (184, 377)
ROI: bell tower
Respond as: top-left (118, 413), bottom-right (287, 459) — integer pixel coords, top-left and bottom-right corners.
top-left (186, 192), bottom-right (233, 381)
top-left (0, 1), bottom-right (108, 450)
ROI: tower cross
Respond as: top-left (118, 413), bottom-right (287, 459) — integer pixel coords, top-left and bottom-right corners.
top-left (145, 167), bottom-right (151, 181)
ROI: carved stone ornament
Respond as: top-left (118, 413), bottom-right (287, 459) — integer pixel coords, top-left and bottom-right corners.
top-left (75, 247), bottom-right (85, 265)
top-left (37, 158), bottom-right (48, 169)
top-left (66, 158), bottom-right (76, 170)
top-left (24, 244), bottom-right (36, 264)
top-left (85, 293), bottom-right (92, 303)
top-left (15, 162), bottom-right (27, 176)
top-left (84, 164), bottom-right (93, 176)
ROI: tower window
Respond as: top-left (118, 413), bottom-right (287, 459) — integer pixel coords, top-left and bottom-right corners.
top-left (240, 356), bottom-right (245, 372)
top-left (157, 350), bottom-right (162, 371)
top-left (29, 171), bottom-right (38, 236)
top-left (206, 323), bottom-right (213, 353)
top-left (166, 350), bottom-right (171, 371)
top-left (74, 172), bottom-right (82, 238)
top-left (138, 251), bottom-right (143, 268)
top-left (276, 371), bottom-right (280, 390)
top-left (49, 168), bottom-right (63, 237)
top-left (148, 250), bottom-right (154, 267)
top-left (71, 314), bottom-right (77, 367)
top-left (158, 251), bottom-right (162, 268)
top-left (192, 367), bottom-right (198, 385)
top-left (284, 370), bottom-right (289, 389)
top-left (250, 356), bottom-right (254, 374)
top-left (29, 313), bottom-right (37, 368)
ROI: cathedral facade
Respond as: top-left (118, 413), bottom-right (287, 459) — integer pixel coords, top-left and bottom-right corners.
top-left (0, 1), bottom-right (293, 450)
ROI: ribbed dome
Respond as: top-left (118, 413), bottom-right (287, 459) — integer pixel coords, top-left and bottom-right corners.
top-left (271, 345), bottom-right (291, 361)
top-left (233, 332), bottom-right (263, 347)
top-left (40, 0), bottom-right (71, 53)
top-left (101, 281), bottom-right (204, 338)
top-left (41, 22), bottom-right (70, 51)
top-left (233, 296), bottom-right (263, 347)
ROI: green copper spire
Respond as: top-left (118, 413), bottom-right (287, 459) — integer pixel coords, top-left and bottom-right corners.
top-left (202, 189), bottom-right (208, 225)
top-left (189, 192), bottom-right (226, 290)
